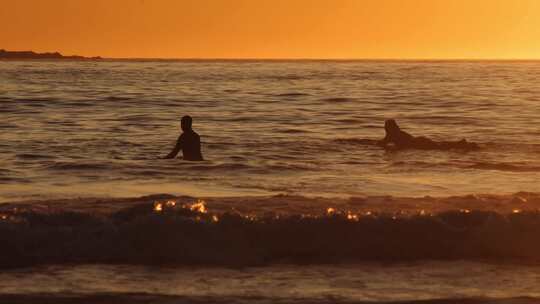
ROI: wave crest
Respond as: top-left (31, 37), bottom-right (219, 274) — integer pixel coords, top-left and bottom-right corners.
top-left (1, 195), bottom-right (540, 268)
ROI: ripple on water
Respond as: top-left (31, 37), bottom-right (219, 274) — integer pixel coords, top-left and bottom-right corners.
top-left (2, 61), bottom-right (540, 199)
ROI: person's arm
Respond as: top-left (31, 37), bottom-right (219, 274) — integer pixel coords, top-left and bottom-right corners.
top-left (163, 136), bottom-right (182, 159)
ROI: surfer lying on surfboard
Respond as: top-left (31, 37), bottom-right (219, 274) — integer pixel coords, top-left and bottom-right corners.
top-left (377, 119), bottom-right (478, 151)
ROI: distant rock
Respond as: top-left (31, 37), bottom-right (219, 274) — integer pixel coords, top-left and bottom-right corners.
top-left (0, 49), bottom-right (102, 60)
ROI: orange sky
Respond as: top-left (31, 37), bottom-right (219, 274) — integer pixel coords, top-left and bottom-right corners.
top-left (1, 0), bottom-right (539, 59)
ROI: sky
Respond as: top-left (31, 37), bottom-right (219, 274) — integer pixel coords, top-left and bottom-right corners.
top-left (1, 0), bottom-right (539, 59)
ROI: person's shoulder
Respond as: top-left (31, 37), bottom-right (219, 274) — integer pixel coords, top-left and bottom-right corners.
top-left (184, 130), bottom-right (200, 140)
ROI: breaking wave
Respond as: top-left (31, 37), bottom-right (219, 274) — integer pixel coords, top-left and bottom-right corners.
top-left (1, 194), bottom-right (540, 269)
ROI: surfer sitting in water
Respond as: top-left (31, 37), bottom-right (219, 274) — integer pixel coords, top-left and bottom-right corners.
top-left (164, 115), bottom-right (204, 161)
top-left (377, 119), bottom-right (478, 151)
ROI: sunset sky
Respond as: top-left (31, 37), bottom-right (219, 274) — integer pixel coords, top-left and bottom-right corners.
top-left (1, 0), bottom-right (539, 59)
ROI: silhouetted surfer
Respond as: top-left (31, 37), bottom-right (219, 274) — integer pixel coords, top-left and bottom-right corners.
top-left (164, 115), bottom-right (204, 161)
top-left (378, 119), bottom-right (478, 151)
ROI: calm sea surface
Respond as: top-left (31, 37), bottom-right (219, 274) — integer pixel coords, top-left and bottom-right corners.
top-left (1, 60), bottom-right (540, 202)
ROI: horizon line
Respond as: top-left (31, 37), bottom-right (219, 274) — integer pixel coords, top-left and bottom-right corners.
top-left (4, 50), bottom-right (540, 61)
top-left (98, 57), bottom-right (540, 61)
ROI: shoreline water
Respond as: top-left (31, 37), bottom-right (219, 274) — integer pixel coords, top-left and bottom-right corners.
top-left (1, 262), bottom-right (540, 304)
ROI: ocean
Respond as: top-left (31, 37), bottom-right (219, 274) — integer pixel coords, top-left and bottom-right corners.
top-left (1, 60), bottom-right (540, 303)
top-left (2, 60), bottom-right (540, 200)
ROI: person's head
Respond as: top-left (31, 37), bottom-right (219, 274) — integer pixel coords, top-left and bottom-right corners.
top-left (181, 115), bottom-right (193, 132)
top-left (384, 119), bottom-right (400, 135)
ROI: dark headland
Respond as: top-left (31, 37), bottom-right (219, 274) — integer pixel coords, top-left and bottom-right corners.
top-left (0, 49), bottom-right (102, 60)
